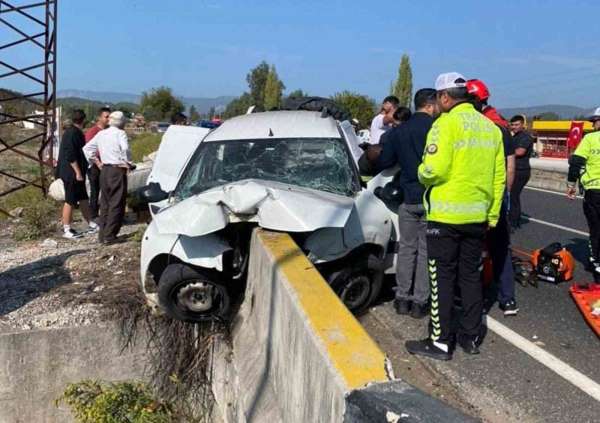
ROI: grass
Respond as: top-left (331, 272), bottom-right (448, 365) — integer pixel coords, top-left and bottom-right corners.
top-left (130, 133), bottom-right (162, 163)
top-left (57, 380), bottom-right (174, 423)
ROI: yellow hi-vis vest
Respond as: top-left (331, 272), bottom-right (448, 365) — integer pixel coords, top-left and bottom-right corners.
top-left (573, 131), bottom-right (600, 190)
top-left (418, 102), bottom-right (506, 227)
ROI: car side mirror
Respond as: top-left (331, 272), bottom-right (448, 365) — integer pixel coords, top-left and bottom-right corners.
top-left (138, 182), bottom-right (169, 203)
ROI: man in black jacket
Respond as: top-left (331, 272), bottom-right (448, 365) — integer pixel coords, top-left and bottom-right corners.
top-left (375, 88), bottom-right (439, 318)
top-left (56, 109), bottom-right (98, 239)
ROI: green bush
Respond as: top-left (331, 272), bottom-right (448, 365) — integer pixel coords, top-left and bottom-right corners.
top-left (11, 189), bottom-right (59, 240)
top-left (130, 133), bottom-right (162, 163)
top-left (57, 380), bottom-right (174, 423)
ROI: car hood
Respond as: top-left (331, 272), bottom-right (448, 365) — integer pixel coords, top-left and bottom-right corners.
top-left (153, 179), bottom-right (356, 237)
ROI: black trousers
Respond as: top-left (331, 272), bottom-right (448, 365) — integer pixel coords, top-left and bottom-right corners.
top-left (88, 164), bottom-right (101, 219)
top-left (487, 200), bottom-right (515, 304)
top-left (99, 166), bottom-right (127, 242)
top-left (509, 168), bottom-right (530, 227)
top-left (583, 190), bottom-right (600, 276)
top-left (426, 221), bottom-right (487, 345)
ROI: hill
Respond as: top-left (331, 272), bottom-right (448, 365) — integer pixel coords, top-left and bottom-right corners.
top-left (498, 104), bottom-right (593, 120)
top-left (57, 89), bottom-right (234, 114)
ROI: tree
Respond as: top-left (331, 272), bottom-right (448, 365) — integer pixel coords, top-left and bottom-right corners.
top-left (139, 86), bottom-right (185, 121)
top-left (392, 54), bottom-right (413, 108)
top-left (246, 61), bottom-right (270, 110)
top-left (287, 89), bottom-right (307, 99)
top-left (331, 91), bottom-right (377, 129)
top-left (189, 105), bottom-right (200, 122)
top-left (222, 93), bottom-right (254, 119)
top-left (263, 66), bottom-right (284, 110)
top-left (207, 106), bottom-right (216, 119)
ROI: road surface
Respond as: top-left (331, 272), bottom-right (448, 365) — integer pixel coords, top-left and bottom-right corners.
top-left (362, 186), bottom-right (600, 422)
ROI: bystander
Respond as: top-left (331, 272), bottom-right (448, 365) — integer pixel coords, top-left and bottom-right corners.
top-left (84, 106), bottom-right (111, 221)
top-left (56, 109), bottom-right (98, 239)
top-left (83, 111), bottom-right (132, 244)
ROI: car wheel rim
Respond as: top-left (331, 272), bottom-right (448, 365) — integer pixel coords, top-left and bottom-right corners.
top-left (339, 275), bottom-right (371, 310)
top-left (176, 281), bottom-right (218, 313)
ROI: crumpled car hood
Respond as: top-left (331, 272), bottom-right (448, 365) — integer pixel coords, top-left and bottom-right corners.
top-left (153, 179), bottom-right (356, 237)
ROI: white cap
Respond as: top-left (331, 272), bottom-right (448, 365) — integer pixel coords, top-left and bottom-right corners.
top-left (109, 111), bottom-right (125, 126)
top-left (435, 72), bottom-right (467, 91)
top-left (590, 107), bottom-right (600, 121)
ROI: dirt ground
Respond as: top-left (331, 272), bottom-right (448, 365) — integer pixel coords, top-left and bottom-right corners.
top-left (0, 214), bottom-right (146, 333)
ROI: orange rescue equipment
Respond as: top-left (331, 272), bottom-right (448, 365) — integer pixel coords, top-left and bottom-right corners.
top-left (531, 243), bottom-right (575, 283)
top-left (570, 283), bottom-right (600, 337)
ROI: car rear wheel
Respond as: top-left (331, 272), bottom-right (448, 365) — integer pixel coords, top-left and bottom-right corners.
top-left (157, 264), bottom-right (231, 323)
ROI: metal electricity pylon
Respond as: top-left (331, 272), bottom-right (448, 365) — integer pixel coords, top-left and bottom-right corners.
top-left (0, 0), bottom-right (57, 217)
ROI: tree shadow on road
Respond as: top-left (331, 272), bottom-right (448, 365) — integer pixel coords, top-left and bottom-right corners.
top-left (0, 250), bottom-right (85, 317)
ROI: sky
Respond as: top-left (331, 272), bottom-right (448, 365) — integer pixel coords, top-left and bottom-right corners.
top-left (3, 0), bottom-right (600, 107)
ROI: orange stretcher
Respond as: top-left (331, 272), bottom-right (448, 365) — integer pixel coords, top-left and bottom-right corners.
top-left (570, 283), bottom-right (600, 338)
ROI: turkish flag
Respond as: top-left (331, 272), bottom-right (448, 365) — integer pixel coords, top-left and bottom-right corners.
top-left (567, 121), bottom-right (584, 150)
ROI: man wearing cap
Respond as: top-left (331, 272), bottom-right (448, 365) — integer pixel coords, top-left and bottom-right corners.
top-left (405, 72), bottom-right (505, 360)
top-left (83, 111), bottom-right (132, 244)
top-left (567, 108), bottom-right (600, 282)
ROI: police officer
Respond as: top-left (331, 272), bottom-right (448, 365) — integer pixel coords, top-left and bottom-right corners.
top-left (405, 73), bottom-right (506, 360)
top-left (567, 107), bottom-right (600, 281)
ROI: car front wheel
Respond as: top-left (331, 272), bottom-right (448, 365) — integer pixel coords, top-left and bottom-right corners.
top-left (157, 264), bottom-right (231, 323)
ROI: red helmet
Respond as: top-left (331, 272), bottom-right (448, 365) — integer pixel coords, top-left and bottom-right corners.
top-left (466, 79), bottom-right (490, 102)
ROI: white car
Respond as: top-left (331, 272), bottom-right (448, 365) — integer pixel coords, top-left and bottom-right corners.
top-left (139, 110), bottom-right (400, 322)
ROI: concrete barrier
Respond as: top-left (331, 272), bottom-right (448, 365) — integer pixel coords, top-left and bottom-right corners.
top-left (529, 158), bottom-right (568, 192)
top-left (211, 229), bottom-right (475, 422)
top-left (0, 323), bottom-right (147, 423)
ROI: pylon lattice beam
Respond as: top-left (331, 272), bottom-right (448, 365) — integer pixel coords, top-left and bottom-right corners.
top-left (0, 0), bottom-right (57, 217)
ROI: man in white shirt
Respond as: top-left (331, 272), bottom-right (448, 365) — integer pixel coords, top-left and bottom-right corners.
top-left (368, 95), bottom-right (400, 145)
top-left (83, 111), bottom-right (132, 244)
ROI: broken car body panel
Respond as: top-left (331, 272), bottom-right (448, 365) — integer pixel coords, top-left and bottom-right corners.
top-left (152, 179), bottom-right (356, 237)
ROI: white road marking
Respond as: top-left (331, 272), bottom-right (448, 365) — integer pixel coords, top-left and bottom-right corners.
top-left (525, 185), bottom-right (582, 199)
top-left (486, 316), bottom-right (600, 403)
top-left (523, 216), bottom-right (589, 237)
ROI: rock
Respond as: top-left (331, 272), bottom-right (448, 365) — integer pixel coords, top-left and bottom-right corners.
top-left (40, 238), bottom-right (58, 248)
top-left (9, 207), bottom-right (24, 218)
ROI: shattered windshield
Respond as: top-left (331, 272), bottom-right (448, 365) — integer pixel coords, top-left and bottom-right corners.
top-left (175, 138), bottom-right (359, 199)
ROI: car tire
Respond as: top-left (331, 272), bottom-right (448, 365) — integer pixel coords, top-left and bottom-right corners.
top-left (157, 264), bottom-right (231, 323)
top-left (327, 255), bottom-right (383, 315)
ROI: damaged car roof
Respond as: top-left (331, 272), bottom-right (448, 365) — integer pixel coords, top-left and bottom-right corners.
top-left (204, 111), bottom-right (341, 142)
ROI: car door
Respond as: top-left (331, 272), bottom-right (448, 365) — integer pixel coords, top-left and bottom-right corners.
top-left (145, 125), bottom-right (210, 212)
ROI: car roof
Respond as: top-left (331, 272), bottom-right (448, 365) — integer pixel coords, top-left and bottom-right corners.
top-left (203, 110), bottom-right (340, 142)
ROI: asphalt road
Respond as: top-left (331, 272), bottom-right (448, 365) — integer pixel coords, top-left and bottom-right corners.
top-left (364, 186), bottom-right (600, 422)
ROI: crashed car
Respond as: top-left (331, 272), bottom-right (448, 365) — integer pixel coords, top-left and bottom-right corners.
top-left (139, 109), bottom-right (400, 322)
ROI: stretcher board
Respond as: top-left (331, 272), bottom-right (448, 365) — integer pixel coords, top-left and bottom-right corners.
top-left (570, 283), bottom-right (600, 338)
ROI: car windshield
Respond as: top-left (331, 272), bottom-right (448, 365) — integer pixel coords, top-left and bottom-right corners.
top-left (175, 137), bottom-right (359, 199)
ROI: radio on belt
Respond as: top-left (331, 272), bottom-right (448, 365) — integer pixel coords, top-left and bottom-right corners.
top-left (531, 243), bottom-right (575, 283)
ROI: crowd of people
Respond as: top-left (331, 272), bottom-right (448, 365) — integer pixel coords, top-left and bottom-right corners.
top-left (365, 72), bottom-right (538, 361)
top-left (54, 74), bottom-right (599, 362)
top-left (56, 108), bottom-right (134, 244)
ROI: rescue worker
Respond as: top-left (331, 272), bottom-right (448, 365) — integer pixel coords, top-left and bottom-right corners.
top-left (567, 107), bottom-right (600, 282)
top-left (466, 79), bottom-right (519, 315)
top-left (405, 73), bottom-right (506, 360)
